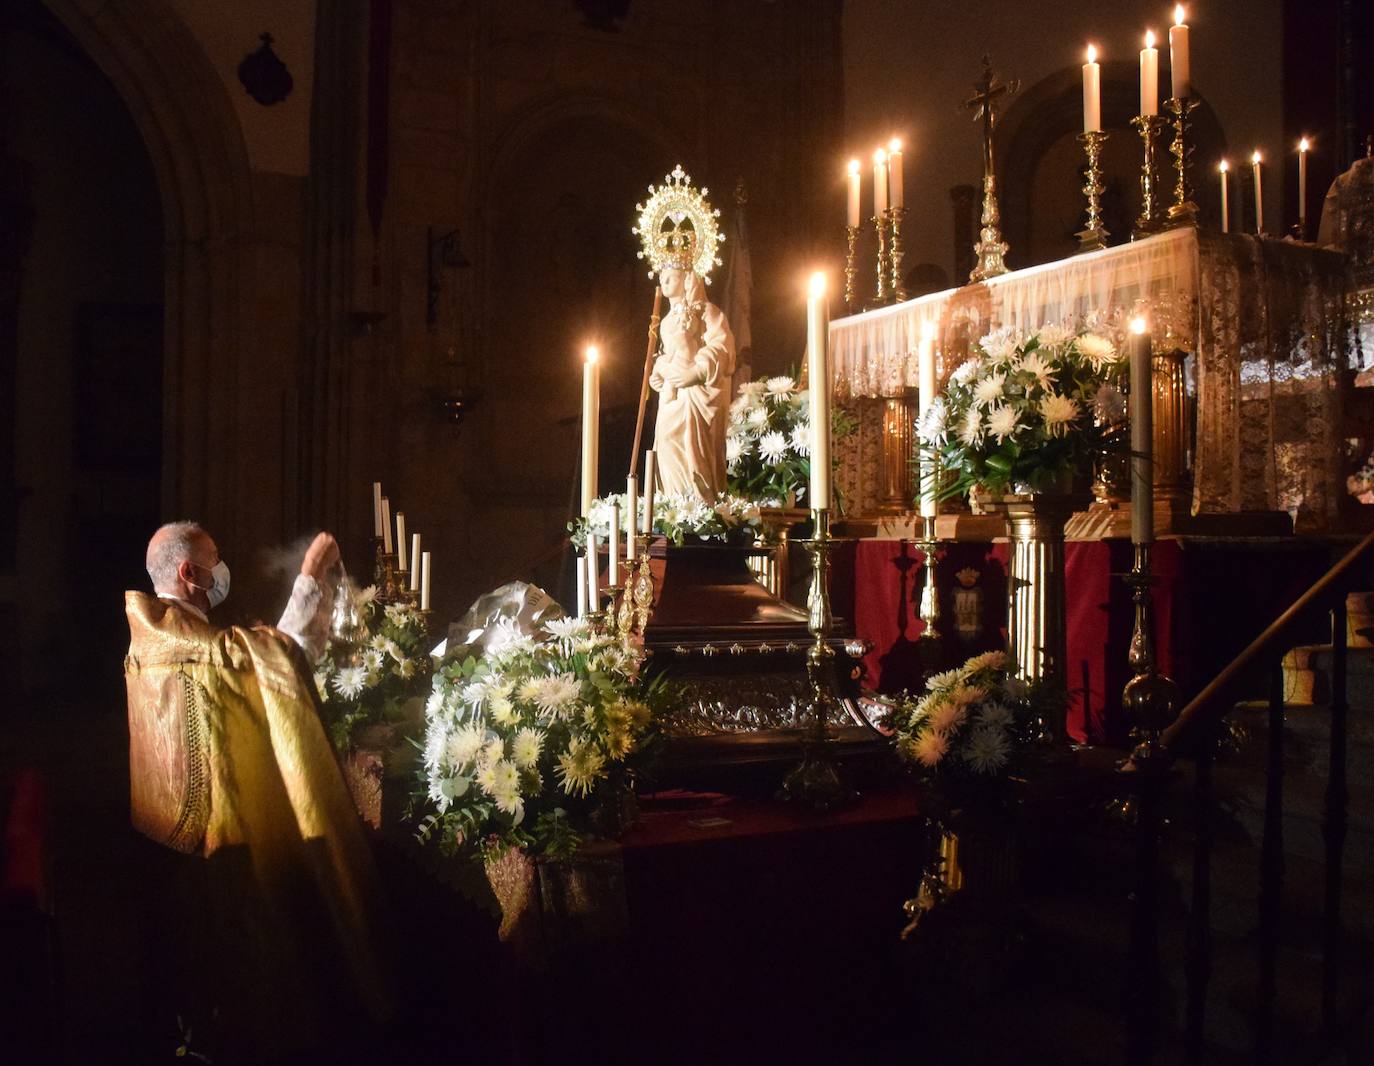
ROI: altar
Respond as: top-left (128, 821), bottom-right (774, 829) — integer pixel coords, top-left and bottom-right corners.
top-left (828, 226), bottom-right (1352, 532)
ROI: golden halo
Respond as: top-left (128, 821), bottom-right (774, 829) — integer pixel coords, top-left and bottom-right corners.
top-left (631, 164), bottom-right (724, 284)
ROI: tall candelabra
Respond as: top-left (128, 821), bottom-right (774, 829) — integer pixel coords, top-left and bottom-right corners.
top-left (1131, 114), bottom-right (1170, 237)
top-left (1164, 96), bottom-right (1199, 227)
top-left (372, 540), bottom-right (411, 603)
top-left (1121, 544), bottom-right (1181, 763)
top-left (844, 225), bottom-right (861, 314)
top-left (779, 509), bottom-right (856, 811)
top-left (889, 206), bottom-right (909, 303)
top-left (872, 214), bottom-right (890, 307)
top-left (1076, 130), bottom-right (1110, 252)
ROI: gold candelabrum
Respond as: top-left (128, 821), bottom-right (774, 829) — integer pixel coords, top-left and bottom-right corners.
top-left (1076, 130), bottom-right (1110, 252)
top-left (970, 173), bottom-right (1011, 282)
top-left (1131, 114), bottom-right (1170, 237)
top-left (372, 540), bottom-right (415, 605)
top-left (779, 509), bottom-right (856, 811)
top-left (589, 537), bottom-right (656, 639)
top-left (844, 225), bottom-right (861, 314)
top-left (1164, 96), bottom-right (1199, 227)
top-left (872, 214), bottom-right (890, 307)
top-left (889, 206), bottom-right (909, 303)
top-left (1121, 543), bottom-right (1181, 764)
top-left (917, 514), bottom-right (941, 640)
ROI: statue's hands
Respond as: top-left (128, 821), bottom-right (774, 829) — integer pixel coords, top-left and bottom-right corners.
top-left (301, 532), bottom-right (342, 582)
top-left (658, 361), bottom-right (700, 390)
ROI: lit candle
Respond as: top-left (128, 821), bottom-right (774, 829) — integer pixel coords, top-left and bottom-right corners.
top-left (409, 533), bottom-right (421, 591)
top-left (917, 322), bottom-right (937, 519)
top-left (380, 497), bottom-right (393, 554)
top-left (625, 475), bottom-right (638, 560)
top-left (371, 482), bottom-right (383, 538)
top-left (846, 159), bottom-right (861, 228)
top-left (586, 530), bottom-right (599, 610)
top-left (1129, 316), bottom-right (1154, 546)
top-left (806, 272), bottom-right (832, 510)
top-left (642, 450), bottom-right (657, 535)
top-left (887, 139), bottom-right (904, 209)
top-left (419, 550), bottom-right (432, 611)
top-left (581, 346), bottom-right (600, 517)
top-left (873, 148), bottom-right (889, 215)
top-left (1082, 44), bottom-right (1102, 133)
top-left (1252, 150), bottom-right (1264, 234)
top-left (608, 503), bottom-right (620, 586)
top-left (395, 511), bottom-right (407, 570)
top-left (1169, 5), bottom-right (1190, 100)
top-left (1219, 160), bottom-right (1230, 233)
top-left (1298, 137), bottom-right (1310, 233)
top-left (1140, 30), bottom-right (1159, 116)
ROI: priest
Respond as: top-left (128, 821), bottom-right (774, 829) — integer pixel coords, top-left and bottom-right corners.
top-left (124, 522), bottom-right (391, 1060)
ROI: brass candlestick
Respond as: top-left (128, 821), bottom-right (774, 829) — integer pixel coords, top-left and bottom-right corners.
top-left (780, 509), bottom-right (856, 811)
top-left (372, 541), bottom-right (405, 603)
top-left (970, 173), bottom-right (1011, 281)
top-left (917, 515), bottom-right (941, 640)
top-left (889, 206), bottom-right (909, 303)
top-left (615, 537), bottom-right (656, 637)
top-left (872, 214), bottom-right (890, 307)
top-left (1131, 114), bottom-right (1170, 237)
top-left (1164, 96), bottom-right (1199, 226)
top-left (1121, 544), bottom-right (1181, 763)
top-left (844, 224), bottom-right (861, 314)
top-left (1076, 130), bottom-right (1110, 251)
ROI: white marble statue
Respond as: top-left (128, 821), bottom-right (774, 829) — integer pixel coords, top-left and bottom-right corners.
top-left (648, 265), bottom-right (736, 500)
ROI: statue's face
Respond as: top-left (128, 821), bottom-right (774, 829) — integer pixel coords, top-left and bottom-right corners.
top-left (659, 267), bottom-right (687, 300)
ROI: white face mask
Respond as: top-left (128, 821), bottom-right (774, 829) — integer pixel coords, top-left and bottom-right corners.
top-left (191, 560), bottom-right (231, 608)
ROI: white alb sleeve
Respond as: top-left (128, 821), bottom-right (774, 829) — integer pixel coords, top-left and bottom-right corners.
top-left (276, 574), bottom-right (332, 663)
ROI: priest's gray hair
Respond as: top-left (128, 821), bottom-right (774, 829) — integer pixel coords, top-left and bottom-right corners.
top-left (146, 520), bottom-right (208, 592)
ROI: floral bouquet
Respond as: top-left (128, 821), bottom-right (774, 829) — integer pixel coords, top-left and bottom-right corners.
top-left (725, 374), bottom-right (857, 507)
top-left (918, 324), bottom-right (1128, 502)
top-left (315, 583), bottom-right (433, 750)
top-left (571, 490), bottom-right (766, 548)
top-left (413, 614), bottom-right (659, 860)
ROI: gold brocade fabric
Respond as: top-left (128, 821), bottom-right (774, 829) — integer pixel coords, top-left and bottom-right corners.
top-left (123, 592), bottom-right (391, 1049)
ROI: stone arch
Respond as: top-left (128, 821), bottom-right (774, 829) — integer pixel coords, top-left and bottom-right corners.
top-left (43, 0), bottom-right (255, 540)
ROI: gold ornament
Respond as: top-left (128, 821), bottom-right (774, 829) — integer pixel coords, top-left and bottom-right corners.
top-left (632, 164), bottom-right (724, 283)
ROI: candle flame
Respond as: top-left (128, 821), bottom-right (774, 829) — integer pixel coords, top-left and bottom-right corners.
top-left (1219, 159), bottom-right (1229, 173)
top-left (847, 158), bottom-right (860, 175)
top-left (888, 137), bottom-right (902, 154)
top-left (1251, 150), bottom-right (1262, 165)
top-left (585, 345), bottom-right (599, 364)
top-left (1299, 137), bottom-right (1310, 152)
top-left (1145, 29), bottom-right (1156, 48)
top-left (1130, 316), bottom-right (1149, 335)
top-left (873, 147), bottom-right (887, 165)
top-left (1086, 43), bottom-right (1097, 64)
top-left (1174, 4), bottom-right (1185, 27)
top-left (808, 272), bottom-right (827, 300)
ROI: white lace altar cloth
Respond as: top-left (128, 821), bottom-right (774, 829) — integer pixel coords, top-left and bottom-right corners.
top-left (829, 227), bottom-right (1350, 531)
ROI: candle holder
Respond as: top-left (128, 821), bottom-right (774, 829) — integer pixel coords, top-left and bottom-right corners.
top-left (1131, 114), bottom-right (1170, 238)
top-left (917, 515), bottom-right (941, 640)
top-left (889, 206), bottom-right (909, 303)
top-left (844, 225), bottom-right (861, 314)
top-left (372, 541), bottom-right (406, 603)
top-left (871, 214), bottom-right (890, 307)
top-left (1076, 130), bottom-right (1111, 252)
top-left (779, 509), bottom-right (857, 812)
top-left (615, 537), bottom-right (656, 637)
top-left (1121, 544), bottom-right (1181, 764)
top-left (970, 173), bottom-right (1011, 282)
top-left (1164, 96), bottom-right (1199, 227)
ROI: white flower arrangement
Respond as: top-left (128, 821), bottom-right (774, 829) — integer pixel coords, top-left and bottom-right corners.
top-left (920, 325), bottom-right (1128, 501)
top-left (574, 490), bottom-right (766, 548)
top-left (414, 614), bottom-right (658, 859)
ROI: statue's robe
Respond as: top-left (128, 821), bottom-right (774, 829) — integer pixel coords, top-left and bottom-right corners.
top-left (123, 591), bottom-right (390, 1054)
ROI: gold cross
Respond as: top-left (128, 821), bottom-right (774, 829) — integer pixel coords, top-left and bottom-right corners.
top-left (964, 55), bottom-right (1019, 180)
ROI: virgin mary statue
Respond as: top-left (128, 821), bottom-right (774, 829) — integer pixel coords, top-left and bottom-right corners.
top-left (633, 165), bottom-right (736, 501)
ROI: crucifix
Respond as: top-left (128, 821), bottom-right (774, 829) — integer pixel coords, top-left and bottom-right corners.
top-left (963, 55), bottom-right (1018, 282)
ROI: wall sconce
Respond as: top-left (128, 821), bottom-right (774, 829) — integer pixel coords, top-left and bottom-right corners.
top-left (427, 227), bottom-right (470, 328)
top-left (436, 386), bottom-right (482, 428)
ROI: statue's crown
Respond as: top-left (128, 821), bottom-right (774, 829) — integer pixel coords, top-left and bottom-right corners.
top-left (632, 164), bottom-right (724, 283)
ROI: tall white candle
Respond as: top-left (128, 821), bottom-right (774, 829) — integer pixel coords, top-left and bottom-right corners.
top-left (420, 550), bottom-right (432, 611)
top-left (1169, 5), bottom-right (1190, 100)
top-left (1219, 160), bottom-right (1230, 233)
top-left (1140, 30), bottom-right (1159, 116)
top-left (586, 530), bottom-right (599, 609)
top-left (873, 148), bottom-right (889, 215)
top-left (1082, 45), bottom-right (1102, 133)
top-left (409, 533), bottom-right (421, 591)
top-left (1252, 150), bottom-right (1264, 234)
top-left (395, 511), bottom-right (407, 570)
top-left (608, 503), bottom-right (620, 586)
top-left (846, 159), bottom-right (861, 228)
top-left (1129, 317), bottom-right (1154, 546)
top-left (380, 497), bottom-right (393, 554)
top-left (576, 559), bottom-right (587, 618)
top-left (581, 346), bottom-right (600, 517)
top-left (1298, 137), bottom-right (1310, 231)
top-left (887, 139), bottom-right (904, 209)
top-left (371, 482), bottom-right (383, 538)
top-left (642, 450), bottom-right (657, 535)
top-left (625, 476), bottom-right (638, 560)
top-left (806, 272), bottom-right (832, 510)
top-left (917, 322), bottom-right (937, 519)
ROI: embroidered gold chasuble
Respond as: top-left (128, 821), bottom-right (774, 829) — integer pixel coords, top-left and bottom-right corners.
top-left (123, 592), bottom-right (390, 1047)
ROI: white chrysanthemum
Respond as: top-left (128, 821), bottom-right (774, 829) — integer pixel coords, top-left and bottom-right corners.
top-left (1093, 383), bottom-right (1126, 423)
top-left (759, 431), bottom-right (788, 463)
top-left (354, 585), bottom-right (378, 608)
top-left (369, 634), bottom-right (390, 653)
top-left (383, 638), bottom-right (405, 662)
top-left (424, 687), bottom-right (445, 720)
top-left (422, 719), bottom-right (448, 771)
top-left (987, 404), bottom-right (1019, 443)
top-left (765, 375), bottom-right (796, 397)
top-left (331, 665), bottom-right (367, 699)
top-left (726, 436), bottom-right (747, 465)
top-left (512, 727), bottom-right (544, 769)
top-left (980, 326), bottom-right (1020, 363)
top-left (444, 723), bottom-right (486, 770)
top-left (396, 658), bottom-right (417, 680)
top-left (478, 736), bottom-right (505, 769)
top-left (950, 358), bottom-right (982, 385)
top-left (928, 697), bottom-right (969, 734)
top-left (979, 702), bottom-right (1015, 729)
top-left (481, 759), bottom-right (523, 816)
top-left (748, 406), bottom-right (769, 428)
top-left (489, 693), bottom-right (518, 726)
top-left (957, 407), bottom-right (985, 448)
top-left (912, 729), bottom-right (950, 767)
top-left (556, 736), bottom-right (608, 797)
top-left (741, 380), bottom-right (768, 399)
top-left (963, 725), bottom-right (1012, 773)
top-left (383, 602), bottom-right (411, 626)
top-left (1039, 392), bottom-right (1080, 435)
top-left (313, 669), bottom-right (330, 700)
top-left (789, 421), bottom-right (811, 455)
top-left (543, 616), bottom-right (585, 644)
top-left (486, 617), bottom-right (536, 658)
top-left (1036, 324), bottom-right (1073, 350)
top-left (962, 650), bottom-right (1009, 675)
top-left (925, 667), bottom-right (963, 693)
top-left (518, 672), bottom-right (582, 719)
top-left (361, 649), bottom-right (384, 673)
top-left (1016, 351), bottom-right (1055, 390)
top-left (917, 399), bottom-right (948, 445)
top-left (1076, 333), bottom-right (1118, 369)
top-left (973, 372), bottom-right (1006, 408)
top-left (948, 682), bottom-right (987, 711)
